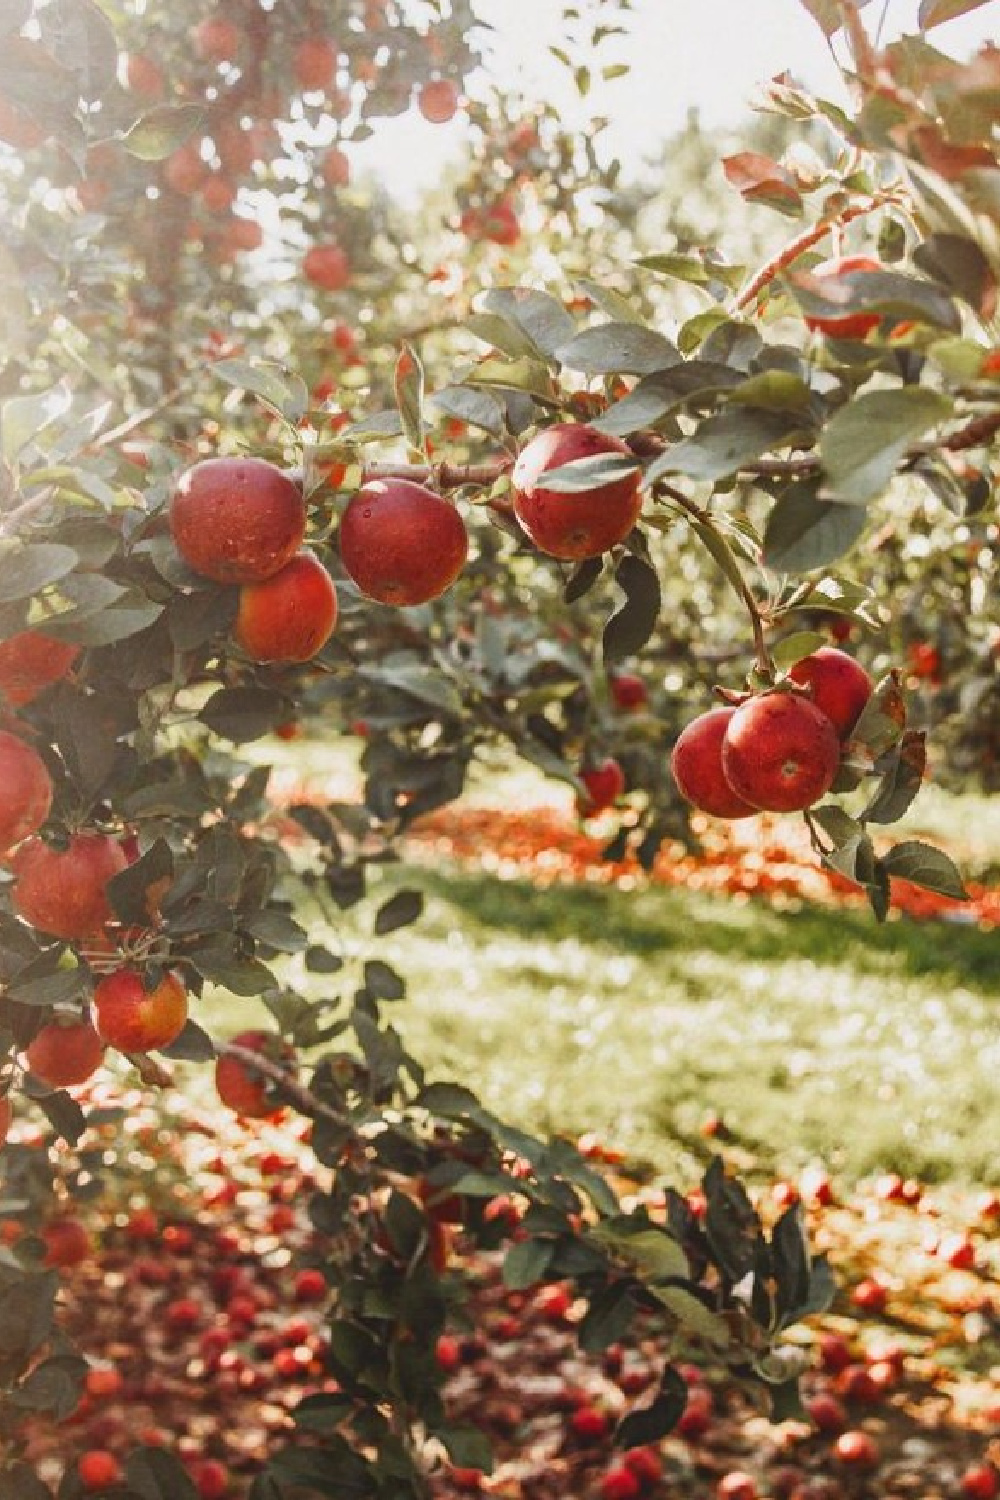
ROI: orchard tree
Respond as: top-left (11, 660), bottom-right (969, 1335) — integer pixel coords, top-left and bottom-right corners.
top-left (0, 0), bottom-right (999, 1495)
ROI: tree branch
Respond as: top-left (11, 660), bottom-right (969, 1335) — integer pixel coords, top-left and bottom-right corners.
top-left (218, 1041), bottom-right (356, 1134)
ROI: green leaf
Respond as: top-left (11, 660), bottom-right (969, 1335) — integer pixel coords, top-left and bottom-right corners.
top-left (772, 631), bottom-right (828, 669)
top-left (125, 1448), bottom-right (199, 1500)
top-left (36, 1091), bottom-right (86, 1145)
top-left (502, 1236), bottom-right (553, 1289)
top-left (1, 384), bottom-right (72, 462)
top-left (537, 452), bottom-right (640, 493)
top-left (578, 1282), bottom-right (635, 1353)
top-left (861, 732), bottom-right (927, 824)
top-left (919, 0), bottom-right (991, 26)
top-left (439, 1427), bottom-right (493, 1475)
top-left (374, 889), bottom-right (424, 936)
top-left (729, 371), bottom-right (813, 413)
top-left (647, 408), bottom-right (801, 484)
top-left (200, 687), bottom-right (289, 742)
top-left (882, 840), bottom-right (968, 899)
top-left (213, 360), bottom-right (308, 424)
top-left (0, 1465), bottom-right (53, 1500)
top-left (483, 288), bottom-right (576, 360)
top-left (820, 388), bottom-right (953, 505)
top-left (0, 544), bottom-right (78, 604)
top-left (615, 1367), bottom-right (688, 1448)
top-left (465, 356), bottom-right (559, 403)
top-left (466, 312), bottom-right (541, 359)
top-left (557, 324), bottom-right (680, 376)
top-left (763, 480), bottom-right (868, 572)
top-left (590, 1221), bottom-right (689, 1281)
top-left (913, 234), bottom-right (993, 311)
top-left (107, 840), bottom-right (173, 926)
top-left (394, 344), bottom-right (426, 458)
top-left (602, 555), bottom-right (661, 665)
top-left (9, 1355), bottom-right (87, 1420)
top-left (850, 671), bottom-right (907, 759)
top-left (186, 942), bottom-right (277, 996)
top-left (429, 386), bottom-right (507, 439)
top-left (788, 266), bottom-right (961, 334)
top-left (121, 104), bottom-right (205, 161)
top-left (363, 959), bottom-right (405, 1001)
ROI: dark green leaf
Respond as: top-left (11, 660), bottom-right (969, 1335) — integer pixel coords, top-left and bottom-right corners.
top-left (160, 1020), bottom-right (216, 1062)
top-left (502, 1236), bottom-right (553, 1290)
top-left (647, 408), bottom-right (800, 484)
top-left (615, 1366), bottom-right (688, 1448)
top-left (578, 1282), bottom-right (635, 1353)
top-left (429, 386), bottom-right (507, 439)
top-left (37, 1091), bottom-right (86, 1145)
top-left (861, 732), bottom-right (927, 824)
top-left (363, 959), bottom-right (405, 1001)
top-left (9, 1355), bottom-right (87, 1419)
top-left (125, 1447), bottom-right (199, 1500)
top-left (107, 839), bottom-right (172, 926)
top-left (186, 942), bottom-right (276, 995)
top-left (200, 687), bottom-right (288, 742)
top-left (557, 324), bottom-right (679, 376)
top-left (563, 556), bottom-right (603, 603)
top-left (439, 1427), bottom-right (493, 1475)
top-left (374, 889), bottom-right (424, 936)
top-left (764, 481), bottom-right (868, 572)
top-left (536, 453), bottom-right (640, 493)
top-left (394, 344), bottom-right (426, 458)
top-left (913, 234), bottom-right (993, 311)
top-left (603, 555), bottom-right (661, 666)
top-left (882, 841), bottom-right (968, 900)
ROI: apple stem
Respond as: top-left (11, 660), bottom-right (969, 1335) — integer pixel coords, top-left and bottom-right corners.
top-left (656, 482), bottom-right (775, 683)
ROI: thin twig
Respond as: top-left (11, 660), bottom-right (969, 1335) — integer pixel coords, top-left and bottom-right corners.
top-left (731, 194), bottom-right (894, 313)
top-left (219, 1040), bottom-right (356, 1133)
top-left (360, 457), bottom-right (513, 489)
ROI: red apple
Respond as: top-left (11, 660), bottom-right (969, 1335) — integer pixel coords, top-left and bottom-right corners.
top-left (339, 479), bottom-right (468, 606)
top-left (721, 693), bottom-right (840, 813)
top-left (671, 707), bottom-right (758, 820)
top-left (0, 731), bottom-right (53, 855)
top-left (512, 423), bottom-right (642, 559)
top-left (803, 255), bottom-right (883, 339)
top-left (170, 457), bottom-right (305, 585)
top-left (787, 647), bottom-right (873, 740)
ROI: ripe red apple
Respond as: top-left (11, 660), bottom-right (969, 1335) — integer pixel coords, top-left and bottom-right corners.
top-left (787, 647), bottom-right (873, 740)
top-left (190, 1459), bottom-right (230, 1500)
top-left (511, 423), bottom-right (642, 560)
top-left (677, 1385), bottom-right (713, 1438)
top-left (0, 631), bottom-right (80, 707)
top-left (570, 1404), bottom-right (610, 1440)
top-left (165, 145), bottom-right (208, 195)
top-left (671, 707), bottom-right (758, 820)
top-left (609, 672), bottom-right (648, 711)
top-left (806, 1392), bottom-right (846, 1434)
top-left (0, 1095), bottom-right (10, 1147)
top-left (482, 197), bottom-right (520, 245)
top-left (600, 1468), bottom-right (641, 1500)
top-left (85, 1366), bottom-right (124, 1400)
top-left (93, 968), bottom-right (188, 1053)
top-left (294, 1268), bottom-right (327, 1304)
top-left (234, 550), bottom-right (338, 663)
top-left (851, 1276), bottom-right (888, 1313)
top-left (960, 1464), bottom-right (999, 1500)
top-left (165, 1296), bottom-right (202, 1330)
top-left (12, 831), bottom-right (127, 939)
top-left (294, 37), bottom-right (336, 92)
top-left (419, 77), bottom-right (459, 123)
top-left (321, 147), bottom-right (350, 188)
top-left (26, 1016), bottom-right (104, 1088)
top-left (0, 731), bottom-right (53, 855)
top-left (215, 1030), bottom-right (296, 1119)
top-left (721, 693), bottom-right (840, 813)
top-left (435, 1333), bottom-right (462, 1373)
top-left (170, 457), bottom-right (306, 584)
top-left (718, 1474), bottom-right (758, 1500)
top-left (804, 255), bottom-right (883, 339)
top-left (577, 757), bottom-right (626, 817)
top-left (78, 1449), bottom-right (123, 1491)
top-left (818, 1333), bottom-right (852, 1373)
top-left (339, 479), bottom-right (468, 605)
top-left (623, 1447), bottom-right (662, 1484)
top-left (192, 16), bottom-right (240, 63)
top-left (833, 1429), bottom-right (879, 1469)
top-left (42, 1215), bottom-right (92, 1268)
top-left (936, 1231), bottom-right (976, 1270)
top-left (304, 243), bottom-right (351, 292)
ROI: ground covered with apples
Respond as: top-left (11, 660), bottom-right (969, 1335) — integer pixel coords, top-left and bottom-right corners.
top-left (11, 1085), bottom-right (1000, 1500)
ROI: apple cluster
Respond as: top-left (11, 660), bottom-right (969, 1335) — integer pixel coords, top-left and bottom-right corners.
top-left (671, 649), bottom-right (874, 819)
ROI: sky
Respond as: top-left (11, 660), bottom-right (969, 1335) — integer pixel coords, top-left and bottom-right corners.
top-left (353, 0), bottom-right (1000, 200)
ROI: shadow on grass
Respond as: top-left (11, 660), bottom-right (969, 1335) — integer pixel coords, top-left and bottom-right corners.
top-left (412, 867), bottom-right (1000, 992)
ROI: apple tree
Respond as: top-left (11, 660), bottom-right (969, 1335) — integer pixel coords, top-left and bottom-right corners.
top-left (0, 0), bottom-right (997, 1494)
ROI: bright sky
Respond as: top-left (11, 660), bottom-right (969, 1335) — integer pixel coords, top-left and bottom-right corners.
top-left (353, 0), bottom-right (1000, 200)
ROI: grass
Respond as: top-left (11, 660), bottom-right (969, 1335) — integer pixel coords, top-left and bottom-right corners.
top-left (222, 737), bottom-right (1000, 1189)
